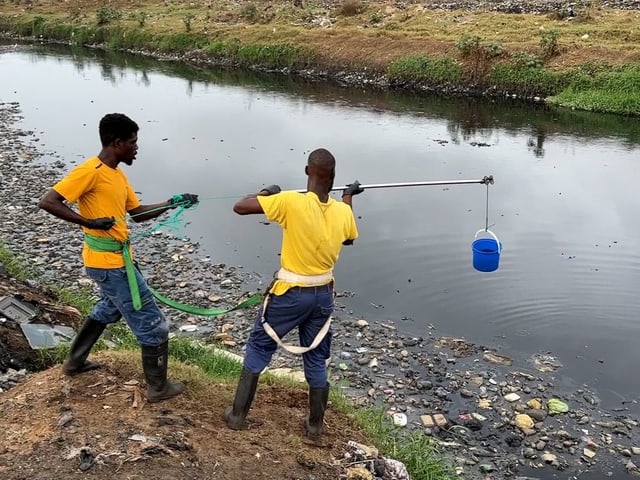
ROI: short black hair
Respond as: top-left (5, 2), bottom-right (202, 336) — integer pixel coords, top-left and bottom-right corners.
top-left (99, 113), bottom-right (139, 147)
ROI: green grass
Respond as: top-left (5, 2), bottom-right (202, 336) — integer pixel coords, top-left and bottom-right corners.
top-left (0, 239), bottom-right (37, 280)
top-left (332, 389), bottom-right (456, 480)
top-left (488, 60), bottom-right (572, 96)
top-left (388, 55), bottom-right (464, 86)
top-left (204, 40), bottom-right (313, 69)
top-left (549, 65), bottom-right (640, 115)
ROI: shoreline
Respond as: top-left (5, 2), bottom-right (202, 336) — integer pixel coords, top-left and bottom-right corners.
top-left (2, 76), bottom-right (640, 476)
top-left (1, 0), bottom-right (640, 116)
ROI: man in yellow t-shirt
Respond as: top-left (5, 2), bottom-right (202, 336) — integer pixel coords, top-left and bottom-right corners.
top-left (38, 113), bottom-right (198, 403)
top-left (224, 148), bottom-right (363, 444)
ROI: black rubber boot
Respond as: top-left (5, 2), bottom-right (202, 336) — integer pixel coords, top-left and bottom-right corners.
top-left (304, 385), bottom-right (329, 443)
top-left (224, 368), bottom-right (260, 430)
top-left (62, 318), bottom-right (106, 376)
top-left (141, 341), bottom-right (185, 403)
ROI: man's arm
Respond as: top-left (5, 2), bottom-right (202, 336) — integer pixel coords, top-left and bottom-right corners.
top-left (128, 201), bottom-right (173, 223)
top-left (233, 185), bottom-right (280, 215)
top-left (38, 189), bottom-right (114, 230)
top-left (341, 181), bottom-right (364, 246)
top-left (128, 193), bottom-right (199, 223)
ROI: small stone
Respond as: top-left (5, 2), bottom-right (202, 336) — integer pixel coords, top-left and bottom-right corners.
top-left (392, 412), bottom-right (407, 427)
top-left (526, 398), bottom-right (543, 410)
top-left (527, 409), bottom-right (547, 422)
top-left (479, 464), bottom-right (495, 473)
top-left (356, 319), bottom-right (369, 328)
top-left (471, 412), bottom-right (487, 422)
top-left (515, 414), bottom-right (535, 430)
top-left (504, 393), bottom-right (521, 402)
top-left (460, 389), bottom-right (474, 398)
top-left (583, 448), bottom-right (596, 458)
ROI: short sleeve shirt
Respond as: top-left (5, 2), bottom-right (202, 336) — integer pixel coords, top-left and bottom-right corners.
top-left (53, 156), bottom-right (140, 268)
top-left (257, 191), bottom-right (358, 295)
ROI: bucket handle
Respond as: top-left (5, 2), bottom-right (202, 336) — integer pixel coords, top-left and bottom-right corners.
top-left (474, 229), bottom-right (502, 253)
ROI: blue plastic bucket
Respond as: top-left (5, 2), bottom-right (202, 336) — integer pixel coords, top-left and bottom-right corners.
top-left (472, 229), bottom-right (502, 272)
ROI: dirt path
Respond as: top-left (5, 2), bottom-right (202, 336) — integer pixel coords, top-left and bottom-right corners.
top-left (0, 342), bottom-right (371, 480)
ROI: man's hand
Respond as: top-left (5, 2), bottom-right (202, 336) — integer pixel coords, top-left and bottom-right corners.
top-left (342, 180), bottom-right (364, 197)
top-left (259, 184), bottom-right (281, 196)
top-left (85, 217), bottom-right (116, 230)
top-left (169, 193), bottom-right (199, 209)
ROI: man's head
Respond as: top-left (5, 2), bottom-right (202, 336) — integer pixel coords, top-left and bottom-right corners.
top-left (99, 113), bottom-right (139, 165)
top-left (306, 148), bottom-right (336, 192)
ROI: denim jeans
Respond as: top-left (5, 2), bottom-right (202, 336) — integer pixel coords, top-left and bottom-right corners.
top-left (244, 285), bottom-right (334, 389)
top-left (85, 267), bottom-right (169, 347)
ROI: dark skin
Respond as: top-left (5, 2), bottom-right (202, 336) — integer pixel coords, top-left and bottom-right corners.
top-left (38, 133), bottom-right (175, 228)
top-left (233, 152), bottom-right (354, 215)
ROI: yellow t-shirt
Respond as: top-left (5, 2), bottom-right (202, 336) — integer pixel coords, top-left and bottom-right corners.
top-left (258, 191), bottom-right (358, 295)
top-left (53, 156), bottom-right (141, 268)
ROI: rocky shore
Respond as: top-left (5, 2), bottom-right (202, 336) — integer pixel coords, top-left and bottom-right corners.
top-left (423, 0), bottom-right (640, 13)
top-left (2, 97), bottom-right (640, 479)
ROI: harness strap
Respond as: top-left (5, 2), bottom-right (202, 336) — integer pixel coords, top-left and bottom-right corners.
top-left (276, 267), bottom-right (333, 286)
top-left (260, 294), bottom-right (332, 355)
top-left (84, 234), bottom-right (141, 310)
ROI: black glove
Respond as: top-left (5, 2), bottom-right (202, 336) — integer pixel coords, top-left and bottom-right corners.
top-left (169, 193), bottom-right (199, 209)
top-left (260, 184), bottom-right (281, 196)
top-left (343, 180), bottom-right (364, 196)
top-left (85, 217), bottom-right (115, 230)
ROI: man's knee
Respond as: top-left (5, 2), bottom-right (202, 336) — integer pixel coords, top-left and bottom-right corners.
top-left (128, 310), bottom-right (169, 346)
top-left (305, 369), bottom-right (328, 389)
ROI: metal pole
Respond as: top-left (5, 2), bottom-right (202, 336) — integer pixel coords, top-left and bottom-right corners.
top-left (294, 175), bottom-right (494, 193)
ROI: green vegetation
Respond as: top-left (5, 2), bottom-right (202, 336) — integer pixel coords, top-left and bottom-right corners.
top-left (0, 239), bottom-right (37, 280)
top-left (388, 55), bottom-right (464, 86)
top-left (548, 66), bottom-right (640, 115)
top-left (1, 3), bottom-right (640, 115)
top-left (331, 391), bottom-right (455, 480)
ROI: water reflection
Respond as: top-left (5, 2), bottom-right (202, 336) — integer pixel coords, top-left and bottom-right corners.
top-left (11, 40), bottom-right (640, 154)
top-left (527, 127), bottom-right (547, 158)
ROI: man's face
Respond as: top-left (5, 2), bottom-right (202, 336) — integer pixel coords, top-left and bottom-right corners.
top-left (116, 133), bottom-right (138, 166)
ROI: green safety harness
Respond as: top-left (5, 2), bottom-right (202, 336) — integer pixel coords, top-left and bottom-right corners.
top-left (83, 233), bottom-right (261, 315)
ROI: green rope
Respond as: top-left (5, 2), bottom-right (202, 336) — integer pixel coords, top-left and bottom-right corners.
top-left (149, 288), bottom-right (262, 315)
top-left (84, 197), bottom-right (262, 316)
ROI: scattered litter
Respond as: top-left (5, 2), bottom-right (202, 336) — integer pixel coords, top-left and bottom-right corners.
top-left (533, 353), bottom-right (563, 372)
top-left (0, 296), bottom-right (36, 323)
top-left (19, 323), bottom-right (75, 349)
top-left (178, 324), bottom-right (198, 332)
top-left (548, 398), bottom-right (570, 414)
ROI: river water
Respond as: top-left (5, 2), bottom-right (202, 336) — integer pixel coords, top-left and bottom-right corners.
top-left (2, 43), bottom-right (640, 420)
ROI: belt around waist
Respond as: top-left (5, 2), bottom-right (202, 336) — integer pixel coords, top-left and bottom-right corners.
top-left (291, 282), bottom-right (334, 294)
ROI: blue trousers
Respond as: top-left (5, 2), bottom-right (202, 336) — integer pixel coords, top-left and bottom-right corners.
top-left (85, 267), bottom-right (169, 347)
top-left (244, 285), bottom-right (334, 389)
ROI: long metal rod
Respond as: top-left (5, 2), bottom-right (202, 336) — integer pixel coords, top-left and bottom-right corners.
top-left (294, 175), bottom-right (494, 193)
